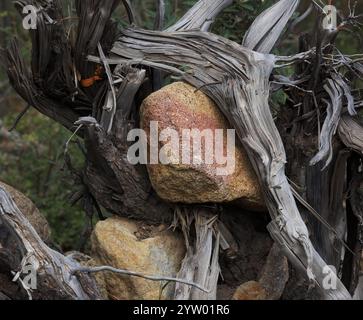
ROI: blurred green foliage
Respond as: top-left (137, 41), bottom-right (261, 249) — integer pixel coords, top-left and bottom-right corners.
top-left (0, 0), bottom-right (362, 251)
top-left (1, 110), bottom-right (86, 251)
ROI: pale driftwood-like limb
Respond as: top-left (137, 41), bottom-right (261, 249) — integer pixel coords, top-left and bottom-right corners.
top-left (154, 0), bottom-right (165, 31)
top-left (113, 67), bottom-right (146, 142)
top-left (173, 209), bottom-right (220, 300)
top-left (97, 42), bottom-right (117, 134)
top-left (310, 77), bottom-right (343, 168)
top-left (166, 0), bottom-right (233, 32)
top-left (0, 183), bottom-right (206, 298)
top-left (338, 115), bottom-right (363, 155)
top-left (121, 0), bottom-right (136, 25)
top-left (105, 25), bottom-right (351, 299)
top-left (0, 187), bottom-right (101, 300)
top-left (268, 220), bottom-right (352, 300)
top-left (72, 266), bottom-right (210, 294)
top-left (242, 0), bottom-right (300, 53)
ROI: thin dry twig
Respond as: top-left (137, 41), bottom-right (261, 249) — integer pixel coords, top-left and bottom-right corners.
top-left (71, 266), bottom-right (211, 293)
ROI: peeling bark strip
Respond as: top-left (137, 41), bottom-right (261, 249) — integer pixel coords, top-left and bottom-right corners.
top-left (173, 209), bottom-right (220, 300)
top-left (310, 77), bottom-right (344, 168)
top-left (0, 187), bottom-right (102, 300)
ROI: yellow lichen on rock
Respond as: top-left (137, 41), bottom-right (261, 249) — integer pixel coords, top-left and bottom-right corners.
top-left (91, 216), bottom-right (185, 300)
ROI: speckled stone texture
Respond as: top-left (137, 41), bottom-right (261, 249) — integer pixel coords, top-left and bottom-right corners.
top-left (140, 82), bottom-right (265, 211)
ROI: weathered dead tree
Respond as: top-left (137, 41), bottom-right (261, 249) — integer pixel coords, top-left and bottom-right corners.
top-left (0, 186), bottom-right (102, 300)
top-left (0, 185), bottom-right (210, 299)
top-left (1, 0), bottom-right (362, 300)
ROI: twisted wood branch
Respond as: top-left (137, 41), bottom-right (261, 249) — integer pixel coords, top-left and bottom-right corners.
top-left (98, 24), bottom-right (351, 299)
top-left (0, 186), bottom-right (102, 300)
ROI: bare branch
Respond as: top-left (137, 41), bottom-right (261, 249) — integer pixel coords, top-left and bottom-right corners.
top-left (154, 0), bottom-right (165, 30)
top-left (243, 0), bottom-right (300, 53)
top-left (338, 115), bottom-right (363, 155)
top-left (97, 43), bottom-right (117, 134)
top-left (121, 0), bottom-right (136, 25)
top-left (72, 266), bottom-right (210, 294)
top-left (0, 186), bottom-right (102, 300)
top-left (166, 0), bottom-right (233, 32)
top-left (310, 77), bottom-right (343, 168)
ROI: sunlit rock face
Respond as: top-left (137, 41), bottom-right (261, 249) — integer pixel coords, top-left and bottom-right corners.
top-left (91, 216), bottom-right (185, 300)
top-left (140, 82), bottom-right (265, 211)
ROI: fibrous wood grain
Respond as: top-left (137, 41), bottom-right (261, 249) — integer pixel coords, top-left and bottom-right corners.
top-left (0, 186), bottom-right (102, 300)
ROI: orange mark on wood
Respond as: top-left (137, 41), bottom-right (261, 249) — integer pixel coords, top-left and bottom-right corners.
top-left (80, 65), bottom-right (103, 88)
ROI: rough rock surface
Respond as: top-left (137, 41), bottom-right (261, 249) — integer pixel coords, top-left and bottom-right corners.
top-left (140, 82), bottom-right (265, 210)
top-left (258, 243), bottom-right (289, 300)
top-left (91, 216), bottom-right (185, 300)
top-left (0, 181), bottom-right (50, 242)
top-left (232, 281), bottom-right (267, 300)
